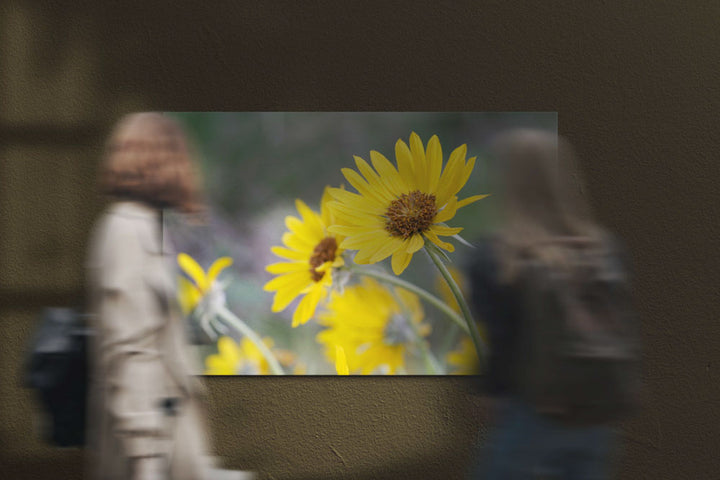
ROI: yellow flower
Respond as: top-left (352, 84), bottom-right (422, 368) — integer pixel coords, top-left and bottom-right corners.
top-left (335, 345), bottom-right (349, 375)
top-left (327, 132), bottom-right (488, 275)
top-left (317, 277), bottom-right (427, 375)
top-left (446, 337), bottom-right (481, 375)
top-left (204, 336), bottom-right (275, 375)
top-left (177, 253), bottom-right (233, 314)
top-left (264, 187), bottom-right (346, 327)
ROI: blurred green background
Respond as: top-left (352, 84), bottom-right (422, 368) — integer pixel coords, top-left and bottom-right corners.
top-left (167, 112), bottom-right (557, 374)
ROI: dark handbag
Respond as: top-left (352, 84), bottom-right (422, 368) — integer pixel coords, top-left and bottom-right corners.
top-left (24, 307), bottom-right (92, 447)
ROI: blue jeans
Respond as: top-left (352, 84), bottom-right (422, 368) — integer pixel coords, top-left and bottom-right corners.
top-left (470, 398), bottom-right (615, 479)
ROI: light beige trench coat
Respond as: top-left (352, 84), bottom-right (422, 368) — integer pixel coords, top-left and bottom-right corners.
top-left (85, 201), bottom-right (211, 480)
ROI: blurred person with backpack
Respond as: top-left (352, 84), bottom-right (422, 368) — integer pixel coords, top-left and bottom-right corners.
top-left (466, 129), bottom-right (641, 479)
top-left (85, 113), bottom-right (245, 480)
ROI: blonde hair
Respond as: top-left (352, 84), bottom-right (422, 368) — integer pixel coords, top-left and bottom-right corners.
top-left (491, 129), bottom-right (604, 282)
top-left (99, 112), bottom-right (204, 214)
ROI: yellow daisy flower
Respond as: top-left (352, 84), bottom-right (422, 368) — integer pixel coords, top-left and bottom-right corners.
top-left (317, 277), bottom-right (427, 375)
top-left (204, 335), bottom-right (276, 375)
top-left (264, 187), bottom-right (346, 327)
top-left (327, 132), bottom-right (488, 275)
top-left (177, 253), bottom-right (233, 315)
top-left (446, 337), bottom-right (481, 375)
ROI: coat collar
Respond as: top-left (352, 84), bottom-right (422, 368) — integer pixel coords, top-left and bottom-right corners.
top-left (108, 201), bottom-right (175, 255)
top-left (109, 201), bottom-right (160, 221)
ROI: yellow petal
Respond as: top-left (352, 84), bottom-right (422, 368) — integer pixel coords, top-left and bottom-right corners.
top-left (352, 247), bottom-right (376, 264)
top-left (424, 231), bottom-right (455, 252)
top-left (205, 354), bottom-right (234, 375)
top-left (327, 188), bottom-right (385, 215)
top-left (271, 279), bottom-right (310, 312)
top-left (342, 167), bottom-right (391, 206)
top-left (368, 236), bottom-right (405, 263)
top-left (266, 261), bottom-right (308, 274)
top-left (264, 268), bottom-right (310, 292)
top-left (339, 231), bottom-right (390, 250)
top-left (286, 215), bottom-right (323, 243)
top-left (329, 185), bottom-right (382, 208)
top-left (264, 269), bottom-right (311, 291)
top-left (370, 150), bottom-right (407, 195)
top-left (429, 225), bottom-right (464, 237)
top-left (457, 193), bottom-right (490, 209)
top-left (354, 155), bottom-right (395, 202)
top-left (434, 195), bottom-right (459, 223)
top-left (207, 256), bottom-right (233, 286)
top-left (409, 132), bottom-right (428, 192)
top-left (328, 224), bottom-right (381, 237)
top-left (335, 345), bottom-right (350, 375)
top-left (320, 186), bottom-right (335, 227)
top-left (436, 144), bottom-right (467, 206)
top-left (217, 336), bottom-right (241, 368)
top-left (394, 139), bottom-right (416, 183)
top-left (425, 135), bottom-right (443, 194)
top-left (270, 246), bottom-right (307, 261)
top-left (292, 285), bottom-right (325, 327)
top-left (295, 199), bottom-right (325, 235)
top-left (295, 198), bottom-right (318, 224)
top-left (457, 156), bottom-right (477, 192)
top-left (177, 253), bottom-right (208, 291)
top-left (391, 248), bottom-right (413, 275)
top-left (177, 276), bottom-right (202, 314)
top-left (282, 231), bottom-right (316, 252)
top-left (315, 260), bottom-right (339, 274)
top-left (405, 234), bottom-right (425, 254)
top-left (329, 201), bottom-right (384, 227)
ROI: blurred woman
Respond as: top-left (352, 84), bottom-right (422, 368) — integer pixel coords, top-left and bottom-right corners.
top-left (467, 129), bottom-right (631, 479)
top-left (85, 112), bottom-right (212, 480)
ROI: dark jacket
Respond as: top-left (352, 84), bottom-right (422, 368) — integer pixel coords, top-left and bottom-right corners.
top-left (466, 235), bottom-right (631, 397)
top-left (467, 238), bottom-right (521, 396)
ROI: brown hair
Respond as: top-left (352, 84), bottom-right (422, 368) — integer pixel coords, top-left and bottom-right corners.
top-left (491, 129), bottom-right (605, 282)
top-left (99, 112), bottom-right (204, 214)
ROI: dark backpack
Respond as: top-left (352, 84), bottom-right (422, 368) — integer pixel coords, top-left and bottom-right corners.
top-left (514, 237), bottom-right (641, 425)
top-left (24, 307), bottom-right (92, 447)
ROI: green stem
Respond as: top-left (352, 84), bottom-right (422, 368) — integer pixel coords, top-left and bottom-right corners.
top-left (347, 265), bottom-right (470, 335)
top-left (423, 243), bottom-right (487, 368)
top-left (216, 305), bottom-right (285, 375)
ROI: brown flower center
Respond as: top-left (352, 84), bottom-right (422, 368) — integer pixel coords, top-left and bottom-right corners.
top-left (384, 191), bottom-right (438, 239)
top-left (309, 237), bottom-right (338, 282)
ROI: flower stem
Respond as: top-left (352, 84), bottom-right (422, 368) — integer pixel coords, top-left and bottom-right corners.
top-left (347, 265), bottom-right (470, 335)
top-left (423, 243), bottom-right (487, 368)
top-left (216, 305), bottom-right (285, 375)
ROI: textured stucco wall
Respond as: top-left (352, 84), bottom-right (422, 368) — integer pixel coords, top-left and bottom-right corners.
top-left (2, 2), bottom-right (720, 479)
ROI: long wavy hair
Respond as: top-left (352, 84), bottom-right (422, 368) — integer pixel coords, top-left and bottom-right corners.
top-left (99, 112), bottom-right (205, 214)
top-left (491, 129), bottom-right (605, 282)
